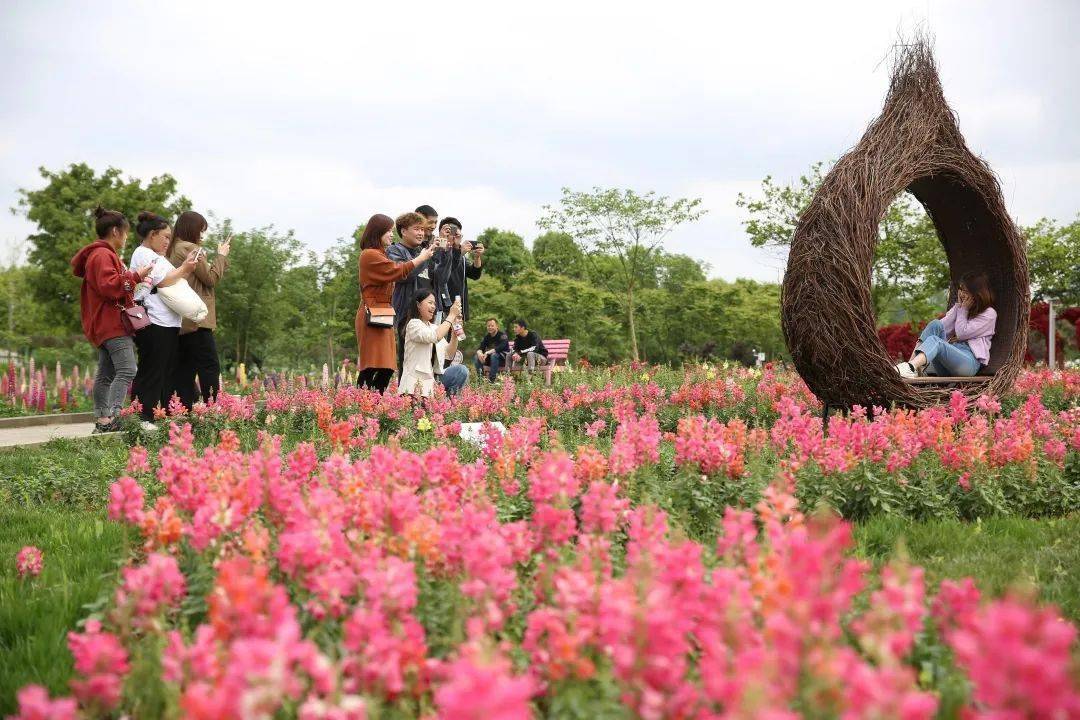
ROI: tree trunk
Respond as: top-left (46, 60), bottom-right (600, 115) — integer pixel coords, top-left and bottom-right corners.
top-left (626, 284), bottom-right (639, 362)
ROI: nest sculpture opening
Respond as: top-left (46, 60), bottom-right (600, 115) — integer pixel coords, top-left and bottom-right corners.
top-left (781, 40), bottom-right (1029, 410)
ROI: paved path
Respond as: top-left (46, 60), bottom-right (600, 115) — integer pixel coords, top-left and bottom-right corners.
top-left (0, 422), bottom-right (116, 449)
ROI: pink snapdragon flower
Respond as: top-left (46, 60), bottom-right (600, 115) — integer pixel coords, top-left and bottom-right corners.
top-left (67, 619), bottom-right (129, 711)
top-left (434, 644), bottom-right (537, 720)
top-left (9, 685), bottom-right (77, 720)
top-left (115, 552), bottom-right (187, 624)
top-left (107, 476), bottom-right (145, 524)
top-left (16, 546), bottom-right (44, 578)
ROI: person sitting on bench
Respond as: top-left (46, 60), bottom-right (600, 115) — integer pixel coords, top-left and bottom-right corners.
top-left (474, 318), bottom-right (509, 382)
top-left (895, 271), bottom-right (996, 379)
top-left (510, 319), bottom-right (548, 373)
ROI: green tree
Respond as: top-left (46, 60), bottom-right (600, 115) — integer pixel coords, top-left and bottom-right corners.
top-left (532, 231), bottom-right (587, 279)
top-left (0, 265), bottom-right (50, 343)
top-left (736, 162), bottom-right (947, 322)
top-left (1026, 216), bottom-right (1080, 305)
top-left (210, 222), bottom-right (301, 367)
top-left (475, 228), bottom-right (534, 282)
top-left (539, 187), bottom-right (707, 361)
top-left (465, 271), bottom-right (626, 365)
top-left (637, 279), bottom-right (784, 365)
top-left (657, 252), bottom-right (708, 293)
top-left (15, 164), bottom-right (191, 330)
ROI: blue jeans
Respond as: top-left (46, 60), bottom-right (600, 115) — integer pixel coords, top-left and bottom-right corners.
top-left (916, 319), bottom-right (980, 376)
top-left (439, 364), bottom-right (469, 397)
top-left (474, 352), bottom-right (501, 381)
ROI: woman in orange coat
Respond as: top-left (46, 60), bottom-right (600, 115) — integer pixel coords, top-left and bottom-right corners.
top-left (356, 214), bottom-right (434, 392)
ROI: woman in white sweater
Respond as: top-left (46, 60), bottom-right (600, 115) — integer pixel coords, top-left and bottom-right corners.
top-left (397, 290), bottom-right (465, 397)
top-left (129, 212), bottom-right (198, 429)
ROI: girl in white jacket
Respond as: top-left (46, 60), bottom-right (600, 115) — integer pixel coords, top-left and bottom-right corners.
top-left (397, 290), bottom-right (466, 397)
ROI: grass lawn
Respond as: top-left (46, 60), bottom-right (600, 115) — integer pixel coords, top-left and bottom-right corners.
top-left (856, 514), bottom-right (1080, 622)
top-left (0, 438), bottom-right (129, 509)
top-left (0, 506), bottom-right (130, 715)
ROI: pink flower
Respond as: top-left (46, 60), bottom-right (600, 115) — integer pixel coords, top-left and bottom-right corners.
top-left (435, 646), bottom-right (537, 720)
top-left (1044, 438), bottom-right (1067, 466)
top-left (107, 476), bottom-right (145, 524)
top-left (16, 546), bottom-right (44, 578)
top-left (125, 445), bottom-right (150, 474)
top-left (115, 553), bottom-right (187, 623)
top-left (67, 620), bottom-right (130, 711)
top-left (945, 595), bottom-right (1080, 717)
top-left (579, 480), bottom-right (629, 535)
top-left (9, 685), bottom-right (77, 720)
top-left (974, 393), bottom-right (1001, 414)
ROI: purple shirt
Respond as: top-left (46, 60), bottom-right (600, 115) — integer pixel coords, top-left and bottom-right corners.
top-left (942, 304), bottom-right (997, 366)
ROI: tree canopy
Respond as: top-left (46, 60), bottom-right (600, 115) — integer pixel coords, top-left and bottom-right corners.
top-left (15, 163), bottom-right (191, 331)
top-left (12, 163), bottom-right (1075, 372)
top-left (538, 187), bottom-right (707, 361)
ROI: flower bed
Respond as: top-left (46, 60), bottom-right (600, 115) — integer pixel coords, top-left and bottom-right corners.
top-left (9, 366), bottom-right (1080, 718)
top-left (0, 361), bottom-right (93, 417)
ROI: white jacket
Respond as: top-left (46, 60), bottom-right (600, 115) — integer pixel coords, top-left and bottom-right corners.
top-left (398, 319), bottom-right (449, 397)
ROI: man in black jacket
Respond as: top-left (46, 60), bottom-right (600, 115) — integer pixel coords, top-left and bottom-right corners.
top-left (388, 211), bottom-right (450, 373)
top-left (511, 319), bottom-right (548, 373)
top-left (474, 318), bottom-right (509, 382)
top-left (439, 217), bottom-right (484, 320)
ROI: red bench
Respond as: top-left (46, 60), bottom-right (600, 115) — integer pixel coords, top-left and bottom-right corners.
top-left (509, 339), bottom-right (571, 385)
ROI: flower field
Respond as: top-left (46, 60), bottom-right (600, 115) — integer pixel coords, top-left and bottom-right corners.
top-left (3, 364), bottom-right (1080, 718)
top-left (0, 361), bottom-right (94, 417)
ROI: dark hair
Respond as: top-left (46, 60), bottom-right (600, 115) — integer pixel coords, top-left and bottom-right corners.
top-left (959, 271), bottom-right (994, 317)
top-left (398, 288), bottom-right (436, 344)
top-left (359, 214), bottom-right (396, 251)
top-left (169, 210), bottom-right (208, 258)
top-left (135, 211), bottom-right (169, 239)
top-left (513, 319), bottom-right (527, 329)
top-left (395, 212), bottom-right (426, 238)
top-left (173, 210), bottom-right (208, 245)
top-left (415, 205), bottom-right (437, 219)
top-left (93, 206), bottom-right (128, 239)
top-left (439, 217), bottom-right (462, 231)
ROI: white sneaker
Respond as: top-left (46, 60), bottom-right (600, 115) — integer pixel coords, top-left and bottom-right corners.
top-left (894, 362), bottom-right (918, 379)
top-left (139, 420), bottom-right (159, 433)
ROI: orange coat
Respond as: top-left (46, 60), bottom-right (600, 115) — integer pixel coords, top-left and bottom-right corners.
top-left (356, 248), bottom-right (415, 372)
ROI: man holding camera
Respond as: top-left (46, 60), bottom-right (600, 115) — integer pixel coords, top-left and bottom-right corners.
top-left (438, 217), bottom-right (484, 321)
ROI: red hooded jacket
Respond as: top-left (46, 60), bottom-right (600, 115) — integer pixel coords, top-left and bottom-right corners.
top-left (71, 240), bottom-right (142, 347)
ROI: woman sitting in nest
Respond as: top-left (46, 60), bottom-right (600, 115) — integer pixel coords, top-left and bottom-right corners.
top-left (895, 271), bottom-right (997, 379)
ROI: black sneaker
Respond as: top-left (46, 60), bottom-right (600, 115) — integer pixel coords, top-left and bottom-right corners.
top-left (93, 419), bottom-right (121, 434)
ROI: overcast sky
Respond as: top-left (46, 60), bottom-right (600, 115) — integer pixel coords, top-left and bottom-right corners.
top-left (2, 0), bottom-right (1076, 281)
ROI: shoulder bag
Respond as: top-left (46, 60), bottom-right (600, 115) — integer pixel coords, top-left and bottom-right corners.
top-left (157, 278), bottom-right (209, 322)
top-left (365, 306), bottom-right (396, 328)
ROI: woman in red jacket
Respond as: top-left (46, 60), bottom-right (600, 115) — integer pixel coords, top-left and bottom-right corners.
top-left (70, 207), bottom-right (154, 432)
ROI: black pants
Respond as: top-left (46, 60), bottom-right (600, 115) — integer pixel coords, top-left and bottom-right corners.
top-left (133, 324), bottom-right (179, 421)
top-left (174, 328), bottom-right (221, 409)
top-left (357, 367), bottom-right (393, 394)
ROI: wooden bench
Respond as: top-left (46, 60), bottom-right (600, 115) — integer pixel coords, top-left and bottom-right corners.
top-left (903, 376), bottom-right (990, 385)
top-left (509, 339), bottom-right (571, 385)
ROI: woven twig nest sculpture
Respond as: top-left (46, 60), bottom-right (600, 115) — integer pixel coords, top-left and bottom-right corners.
top-left (781, 39), bottom-right (1029, 410)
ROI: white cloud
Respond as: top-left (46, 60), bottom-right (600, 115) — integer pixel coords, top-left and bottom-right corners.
top-left (0, 0), bottom-right (1076, 285)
